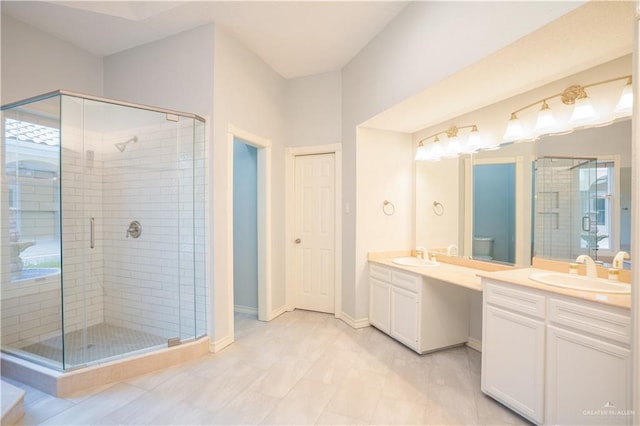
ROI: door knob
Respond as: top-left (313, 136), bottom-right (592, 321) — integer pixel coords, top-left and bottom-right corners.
top-left (295, 238), bottom-right (301, 244)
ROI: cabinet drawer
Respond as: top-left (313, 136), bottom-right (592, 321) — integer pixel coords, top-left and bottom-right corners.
top-left (391, 270), bottom-right (420, 293)
top-left (369, 264), bottom-right (392, 282)
top-left (549, 298), bottom-right (631, 345)
top-left (485, 282), bottom-right (545, 320)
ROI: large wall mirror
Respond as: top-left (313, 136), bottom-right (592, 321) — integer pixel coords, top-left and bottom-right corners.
top-left (468, 119), bottom-right (631, 268)
top-left (415, 57), bottom-right (632, 271)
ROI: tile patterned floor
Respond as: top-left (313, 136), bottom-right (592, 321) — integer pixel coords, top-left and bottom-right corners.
top-left (5, 310), bottom-right (532, 425)
top-left (20, 323), bottom-right (167, 368)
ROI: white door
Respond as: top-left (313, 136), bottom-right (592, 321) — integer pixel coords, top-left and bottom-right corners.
top-left (294, 153), bottom-right (335, 313)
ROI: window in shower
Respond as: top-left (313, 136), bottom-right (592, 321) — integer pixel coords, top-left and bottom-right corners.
top-left (4, 119), bottom-right (62, 280)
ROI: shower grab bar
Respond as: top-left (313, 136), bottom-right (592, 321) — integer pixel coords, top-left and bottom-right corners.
top-left (90, 217), bottom-right (95, 248)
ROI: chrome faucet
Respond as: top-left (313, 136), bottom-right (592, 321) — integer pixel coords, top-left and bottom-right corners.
top-left (612, 251), bottom-right (630, 269)
top-left (575, 254), bottom-right (597, 278)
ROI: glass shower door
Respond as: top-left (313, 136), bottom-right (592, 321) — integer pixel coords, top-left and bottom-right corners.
top-left (1, 94), bottom-right (64, 369)
top-left (60, 96), bottom-right (185, 368)
top-left (575, 159), bottom-right (600, 259)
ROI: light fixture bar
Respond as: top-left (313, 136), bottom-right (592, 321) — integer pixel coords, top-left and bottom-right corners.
top-left (416, 124), bottom-right (478, 146)
top-left (507, 74), bottom-right (632, 118)
top-left (415, 124), bottom-right (481, 161)
top-left (503, 74), bottom-right (631, 143)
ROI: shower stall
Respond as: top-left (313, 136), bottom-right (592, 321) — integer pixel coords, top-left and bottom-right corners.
top-left (1, 91), bottom-right (207, 372)
top-left (534, 157), bottom-right (599, 261)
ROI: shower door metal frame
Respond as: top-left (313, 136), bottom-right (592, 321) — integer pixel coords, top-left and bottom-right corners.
top-left (2, 90), bottom-right (205, 124)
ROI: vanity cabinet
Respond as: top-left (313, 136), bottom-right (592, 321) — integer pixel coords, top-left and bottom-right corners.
top-left (546, 298), bottom-right (632, 425)
top-left (369, 263), bottom-right (469, 354)
top-left (482, 279), bottom-right (632, 426)
top-left (390, 285), bottom-right (421, 348)
top-left (369, 276), bottom-right (392, 334)
top-left (482, 283), bottom-right (546, 424)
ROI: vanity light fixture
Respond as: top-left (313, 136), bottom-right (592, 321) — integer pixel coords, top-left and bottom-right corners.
top-left (535, 100), bottom-right (557, 133)
top-left (503, 75), bottom-right (632, 143)
top-left (503, 113), bottom-right (526, 142)
top-left (415, 124), bottom-right (482, 161)
top-left (567, 85), bottom-right (596, 124)
top-left (615, 77), bottom-right (633, 113)
top-left (414, 140), bottom-right (428, 161)
top-left (428, 136), bottom-right (444, 161)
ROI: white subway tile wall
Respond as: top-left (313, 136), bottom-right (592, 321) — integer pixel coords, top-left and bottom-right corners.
top-left (535, 160), bottom-right (580, 259)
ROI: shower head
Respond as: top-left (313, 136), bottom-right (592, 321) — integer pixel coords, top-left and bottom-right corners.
top-left (115, 136), bottom-right (138, 152)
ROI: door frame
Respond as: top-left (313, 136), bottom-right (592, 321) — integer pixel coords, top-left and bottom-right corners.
top-left (285, 144), bottom-right (342, 318)
top-left (228, 125), bottom-right (271, 325)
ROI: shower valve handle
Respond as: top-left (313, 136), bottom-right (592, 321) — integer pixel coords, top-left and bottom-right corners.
top-left (126, 221), bottom-right (142, 239)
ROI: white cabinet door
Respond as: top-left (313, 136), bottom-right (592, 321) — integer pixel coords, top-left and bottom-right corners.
top-left (546, 325), bottom-right (632, 426)
top-left (482, 305), bottom-right (545, 424)
top-left (390, 286), bottom-right (419, 350)
top-left (369, 278), bottom-right (391, 334)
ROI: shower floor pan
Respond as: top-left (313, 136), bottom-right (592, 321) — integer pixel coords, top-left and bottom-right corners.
top-left (22, 323), bottom-right (167, 368)
top-left (1, 324), bottom-right (209, 397)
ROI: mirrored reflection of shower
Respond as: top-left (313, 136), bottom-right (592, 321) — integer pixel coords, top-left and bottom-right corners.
top-left (114, 136), bottom-right (138, 152)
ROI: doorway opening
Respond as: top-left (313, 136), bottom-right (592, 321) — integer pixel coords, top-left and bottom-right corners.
top-left (233, 139), bottom-right (258, 318)
top-left (228, 126), bottom-right (272, 343)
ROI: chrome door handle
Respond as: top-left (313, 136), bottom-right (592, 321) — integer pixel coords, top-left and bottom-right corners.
top-left (295, 238), bottom-right (301, 244)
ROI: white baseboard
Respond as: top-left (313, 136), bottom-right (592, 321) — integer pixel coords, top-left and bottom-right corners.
top-left (340, 311), bottom-right (370, 329)
top-left (466, 336), bottom-right (482, 352)
top-left (234, 305), bottom-right (258, 315)
top-left (209, 335), bottom-right (233, 353)
top-left (269, 305), bottom-right (288, 321)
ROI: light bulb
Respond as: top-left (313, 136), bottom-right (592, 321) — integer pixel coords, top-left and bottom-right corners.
top-left (503, 113), bottom-right (526, 142)
top-left (615, 80), bottom-right (633, 114)
top-left (535, 100), bottom-right (557, 133)
top-left (569, 96), bottom-right (596, 124)
top-left (442, 135), bottom-right (461, 158)
top-left (414, 141), bottom-right (428, 161)
top-left (429, 138), bottom-right (444, 161)
top-left (465, 126), bottom-right (482, 153)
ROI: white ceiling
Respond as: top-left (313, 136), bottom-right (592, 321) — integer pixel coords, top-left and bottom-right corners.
top-left (0, 1), bottom-right (409, 79)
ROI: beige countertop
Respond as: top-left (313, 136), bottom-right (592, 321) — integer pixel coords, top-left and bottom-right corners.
top-left (369, 255), bottom-right (631, 309)
top-left (369, 258), bottom-right (483, 292)
top-left (477, 267), bottom-right (631, 310)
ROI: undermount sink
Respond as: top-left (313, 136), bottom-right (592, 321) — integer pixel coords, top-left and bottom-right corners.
top-left (392, 257), bottom-right (439, 267)
top-left (529, 272), bottom-right (630, 294)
